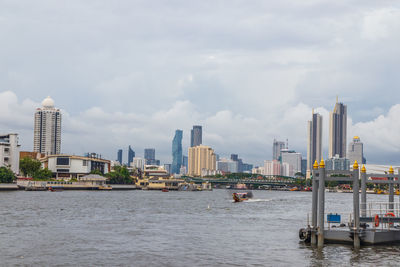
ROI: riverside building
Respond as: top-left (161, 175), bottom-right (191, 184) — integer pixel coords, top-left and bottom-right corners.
top-left (0, 133), bottom-right (20, 174)
top-left (34, 96), bottom-right (62, 155)
top-left (188, 145), bottom-right (216, 177)
top-left (40, 154), bottom-right (110, 179)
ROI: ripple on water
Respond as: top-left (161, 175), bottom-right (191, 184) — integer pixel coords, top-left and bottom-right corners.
top-left (0, 190), bottom-right (399, 266)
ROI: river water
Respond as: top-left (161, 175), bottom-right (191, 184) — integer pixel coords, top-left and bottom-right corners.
top-left (1, 190), bottom-right (400, 266)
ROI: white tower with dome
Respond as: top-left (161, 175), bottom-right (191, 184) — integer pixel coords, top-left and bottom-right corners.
top-left (33, 96), bottom-right (62, 155)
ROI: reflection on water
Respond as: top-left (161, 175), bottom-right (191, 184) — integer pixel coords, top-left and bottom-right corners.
top-left (0, 190), bottom-right (399, 266)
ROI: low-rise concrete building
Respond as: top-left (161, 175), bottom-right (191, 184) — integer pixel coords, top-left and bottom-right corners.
top-left (0, 133), bottom-right (20, 174)
top-left (40, 154), bottom-right (111, 179)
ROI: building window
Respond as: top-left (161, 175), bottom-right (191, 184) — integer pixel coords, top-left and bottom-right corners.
top-left (56, 157), bottom-right (70, 166)
top-left (82, 160), bottom-right (87, 166)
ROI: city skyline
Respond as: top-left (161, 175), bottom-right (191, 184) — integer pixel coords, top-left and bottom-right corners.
top-left (2, 1), bottom-right (400, 165)
top-left (1, 91), bottom-right (399, 167)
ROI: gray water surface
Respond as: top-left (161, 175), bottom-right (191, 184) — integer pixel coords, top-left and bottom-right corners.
top-left (1, 190), bottom-right (400, 266)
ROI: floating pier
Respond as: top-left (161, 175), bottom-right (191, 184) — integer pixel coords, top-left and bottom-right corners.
top-left (299, 160), bottom-right (400, 248)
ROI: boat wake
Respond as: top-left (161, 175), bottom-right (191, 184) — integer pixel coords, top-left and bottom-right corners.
top-left (246, 198), bottom-right (271, 202)
top-left (232, 198), bottom-right (271, 203)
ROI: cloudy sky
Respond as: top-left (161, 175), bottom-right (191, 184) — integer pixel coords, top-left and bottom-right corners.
top-left (1, 0), bottom-right (400, 166)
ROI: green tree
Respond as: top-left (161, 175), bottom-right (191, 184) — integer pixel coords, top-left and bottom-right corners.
top-left (19, 157), bottom-right (41, 177)
top-left (33, 168), bottom-right (53, 180)
top-left (0, 167), bottom-right (15, 183)
top-left (106, 166), bottom-right (134, 184)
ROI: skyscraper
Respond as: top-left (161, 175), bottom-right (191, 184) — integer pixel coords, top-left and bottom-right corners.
top-left (34, 96), bottom-right (61, 155)
top-left (171, 130), bottom-right (183, 174)
top-left (188, 145), bottom-right (216, 176)
top-left (128, 146), bottom-right (135, 166)
top-left (307, 111), bottom-right (322, 176)
top-left (273, 139), bottom-right (286, 160)
top-left (348, 136), bottom-right (366, 165)
top-left (117, 149), bottom-right (123, 165)
top-left (329, 98), bottom-right (347, 159)
top-left (190, 125), bottom-right (202, 147)
top-left (144, 148), bottom-right (156, 165)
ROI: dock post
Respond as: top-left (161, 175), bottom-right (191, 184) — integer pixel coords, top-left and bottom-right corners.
top-left (311, 160), bottom-right (319, 245)
top-left (317, 158), bottom-right (325, 249)
top-left (389, 166), bottom-right (394, 212)
top-left (361, 165), bottom-right (367, 217)
top-left (353, 161), bottom-right (360, 249)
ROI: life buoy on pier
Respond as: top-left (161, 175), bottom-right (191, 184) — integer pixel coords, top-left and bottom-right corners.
top-left (374, 214), bottom-right (380, 227)
top-left (385, 212), bottom-right (395, 225)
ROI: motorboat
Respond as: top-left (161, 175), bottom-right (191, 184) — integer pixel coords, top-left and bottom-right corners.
top-left (232, 192), bottom-right (253, 202)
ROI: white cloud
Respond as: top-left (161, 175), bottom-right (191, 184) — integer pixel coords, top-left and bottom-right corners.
top-left (1, 1), bottom-right (400, 165)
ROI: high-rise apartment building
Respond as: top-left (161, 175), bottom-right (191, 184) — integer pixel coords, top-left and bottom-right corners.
top-left (281, 149), bottom-right (302, 175)
top-left (307, 111), bottom-right (322, 176)
top-left (171, 130), bottom-right (183, 174)
top-left (34, 96), bottom-right (61, 155)
top-left (329, 99), bottom-right (347, 159)
top-left (273, 139), bottom-right (286, 160)
top-left (190, 125), bottom-right (202, 147)
top-left (128, 146), bottom-right (135, 166)
top-left (348, 136), bottom-right (365, 165)
top-left (144, 148), bottom-right (156, 165)
top-left (132, 157), bottom-right (145, 170)
top-left (264, 160), bottom-right (281, 176)
top-left (188, 145), bottom-right (216, 176)
top-left (117, 149), bottom-right (123, 165)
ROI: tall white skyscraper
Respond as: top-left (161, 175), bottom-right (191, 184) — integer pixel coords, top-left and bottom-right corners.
top-left (307, 111), bottom-right (322, 177)
top-left (34, 96), bottom-right (62, 155)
